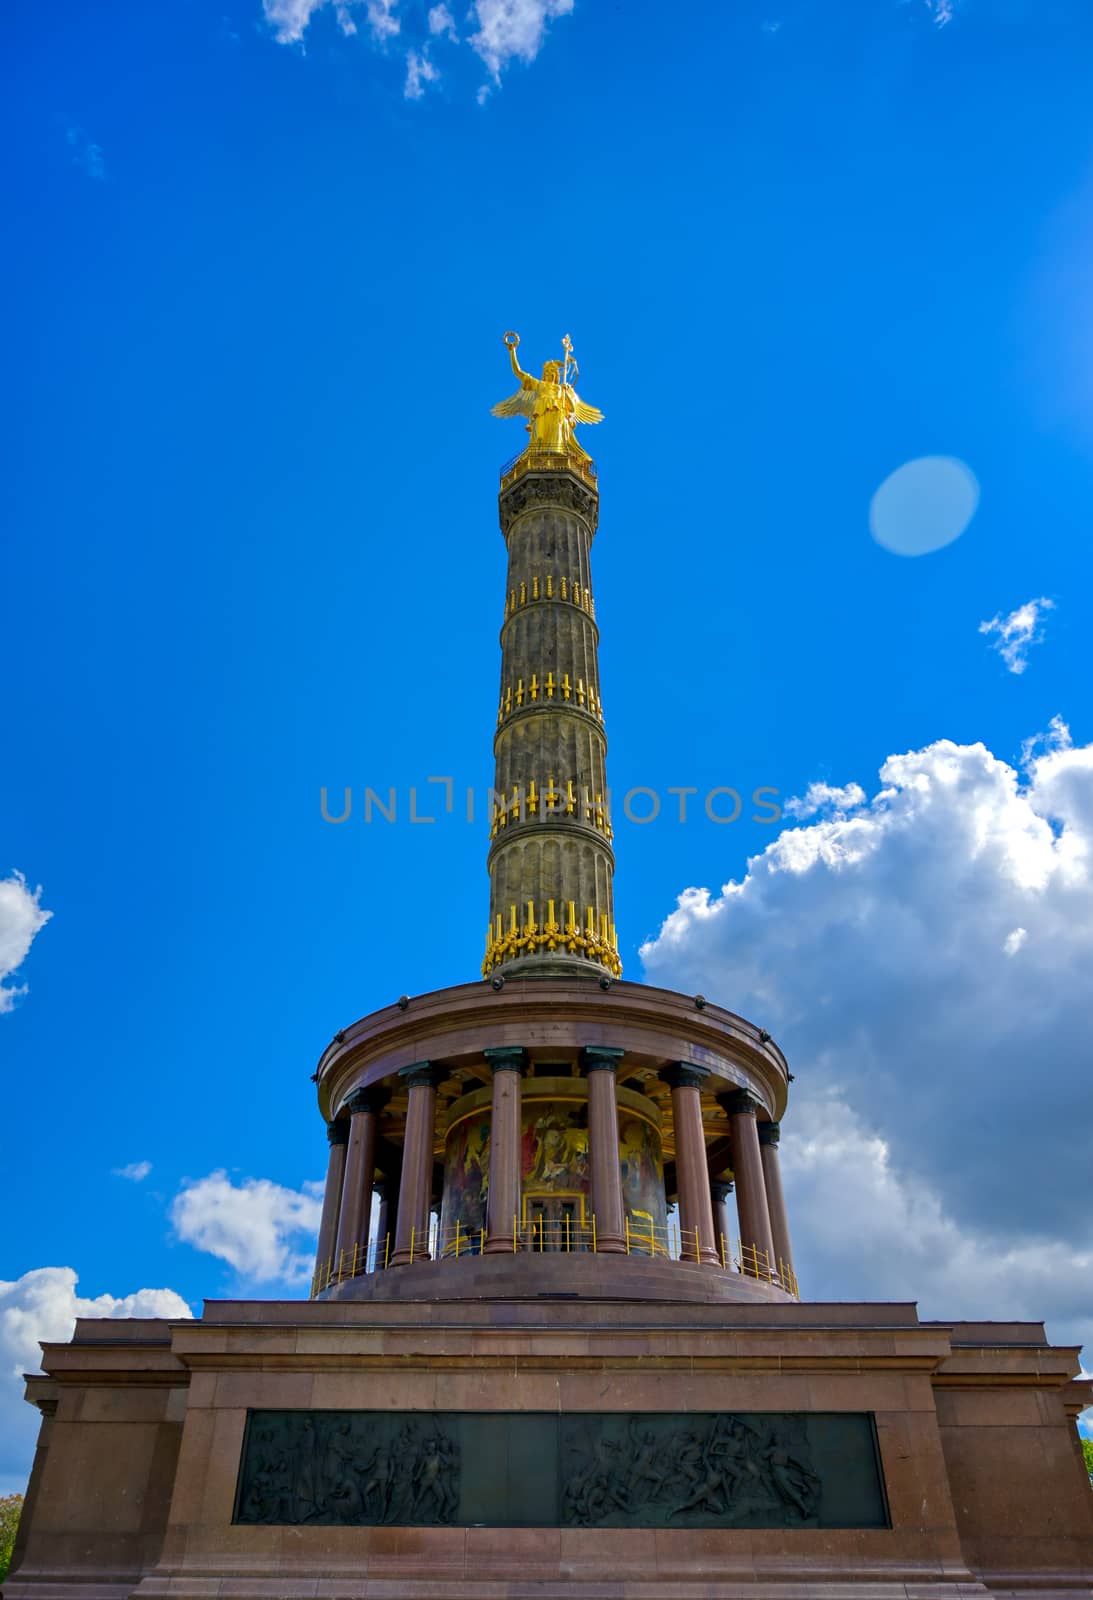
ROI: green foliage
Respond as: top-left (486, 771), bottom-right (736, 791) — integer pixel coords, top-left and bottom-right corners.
top-left (0, 1493), bottom-right (24, 1582)
top-left (1082, 1436), bottom-right (1093, 1487)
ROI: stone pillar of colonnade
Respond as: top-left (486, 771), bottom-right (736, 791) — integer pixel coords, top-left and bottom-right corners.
top-left (483, 1046), bottom-right (528, 1253)
top-left (333, 1087), bottom-right (387, 1271)
top-left (314, 1120), bottom-right (349, 1284)
top-left (391, 1063), bottom-right (444, 1266)
top-left (710, 1179), bottom-right (735, 1265)
top-left (661, 1064), bottom-right (719, 1266)
top-left (758, 1120), bottom-right (795, 1281)
top-left (582, 1045), bottom-right (627, 1253)
top-left (721, 1090), bottom-right (778, 1278)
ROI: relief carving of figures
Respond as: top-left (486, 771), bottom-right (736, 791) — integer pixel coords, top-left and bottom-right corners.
top-left (236, 1409), bottom-right (875, 1530)
top-left (561, 1413), bottom-right (821, 1529)
top-left (237, 1411), bottom-right (461, 1527)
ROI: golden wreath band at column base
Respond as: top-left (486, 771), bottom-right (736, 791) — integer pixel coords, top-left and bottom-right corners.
top-left (481, 899), bottom-right (622, 978)
top-left (489, 778), bottom-right (613, 841)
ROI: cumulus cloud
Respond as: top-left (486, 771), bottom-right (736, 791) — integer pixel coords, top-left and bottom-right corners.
top-left (642, 726), bottom-right (1093, 1368)
top-left (261, 0), bottom-right (397, 44)
top-left (171, 1171), bottom-right (323, 1284)
top-left (783, 781), bottom-right (866, 820)
top-left (64, 124), bottom-right (106, 181)
top-left (113, 1160), bottom-right (152, 1182)
top-left (1020, 712), bottom-right (1071, 767)
top-left (0, 1267), bottom-right (191, 1495)
top-left (428, 2), bottom-right (457, 38)
top-left (262, 0), bottom-right (320, 40)
top-left (979, 596), bottom-right (1055, 675)
top-left (779, 1091), bottom-right (1091, 1329)
top-left (362, 0), bottom-right (399, 39)
top-left (0, 872), bottom-right (51, 1015)
top-left (260, 0), bottom-right (572, 95)
top-left (469, 0), bottom-right (573, 81)
top-left (404, 47), bottom-right (440, 99)
top-left (927, 0), bottom-right (957, 24)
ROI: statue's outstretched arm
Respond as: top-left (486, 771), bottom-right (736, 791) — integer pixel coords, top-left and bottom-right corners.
top-left (505, 332), bottom-right (533, 385)
top-left (510, 345), bottom-right (534, 383)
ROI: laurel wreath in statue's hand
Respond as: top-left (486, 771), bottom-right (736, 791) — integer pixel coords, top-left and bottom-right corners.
top-left (504, 331), bottom-right (519, 348)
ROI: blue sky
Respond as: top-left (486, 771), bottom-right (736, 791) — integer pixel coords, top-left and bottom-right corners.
top-left (4, 0), bottom-right (1093, 1490)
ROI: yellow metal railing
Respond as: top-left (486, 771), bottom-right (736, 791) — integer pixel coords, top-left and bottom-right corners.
top-left (500, 448), bottom-right (598, 492)
top-left (311, 1217), bottom-right (799, 1300)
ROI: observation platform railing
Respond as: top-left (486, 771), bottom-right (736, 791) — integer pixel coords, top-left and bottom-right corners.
top-left (311, 1216), bottom-right (799, 1300)
top-left (500, 448), bottom-right (598, 492)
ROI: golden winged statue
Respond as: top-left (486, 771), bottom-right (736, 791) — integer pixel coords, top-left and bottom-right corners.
top-left (491, 332), bottom-right (603, 462)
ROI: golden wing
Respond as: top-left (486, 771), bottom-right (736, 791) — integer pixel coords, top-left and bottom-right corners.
top-left (491, 381), bottom-right (536, 420)
top-left (567, 388), bottom-right (603, 426)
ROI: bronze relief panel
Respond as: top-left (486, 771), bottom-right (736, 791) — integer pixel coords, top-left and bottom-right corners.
top-left (234, 1409), bottom-right (887, 1530)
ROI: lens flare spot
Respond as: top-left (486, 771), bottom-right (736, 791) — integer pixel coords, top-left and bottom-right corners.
top-left (869, 456), bottom-right (979, 557)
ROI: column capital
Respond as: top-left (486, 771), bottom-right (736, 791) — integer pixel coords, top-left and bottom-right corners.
top-left (581, 1045), bottom-right (626, 1075)
top-left (758, 1120), bottom-right (781, 1147)
top-left (483, 1046), bottom-right (529, 1076)
top-left (343, 1087), bottom-right (389, 1118)
top-left (661, 1062), bottom-right (710, 1092)
top-left (710, 1179), bottom-right (735, 1202)
top-left (398, 1061), bottom-right (445, 1090)
top-left (721, 1088), bottom-right (763, 1118)
top-left (326, 1120), bottom-right (350, 1146)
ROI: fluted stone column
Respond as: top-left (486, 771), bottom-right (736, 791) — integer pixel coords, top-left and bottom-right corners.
top-left (314, 1120), bottom-right (349, 1284)
top-left (391, 1063), bottom-right (444, 1266)
top-left (334, 1087), bottom-right (386, 1269)
top-left (759, 1121), bottom-right (795, 1281)
top-left (661, 1064), bottom-right (718, 1266)
top-left (722, 1090), bottom-right (777, 1277)
top-left (485, 469), bottom-right (619, 982)
top-left (582, 1045), bottom-right (626, 1253)
top-left (483, 1046), bottom-right (528, 1253)
top-left (710, 1179), bottom-right (735, 1264)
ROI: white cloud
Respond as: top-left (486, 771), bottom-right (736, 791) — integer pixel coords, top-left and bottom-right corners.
top-left (64, 124), bottom-right (106, 181)
top-left (927, 0), bottom-right (956, 24)
top-left (979, 596), bottom-right (1055, 675)
top-left (262, 0), bottom-right (320, 39)
top-left (170, 1170), bottom-right (323, 1284)
top-left (404, 47), bottom-right (440, 99)
top-left (641, 726), bottom-right (1093, 1383)
top-left (1020, 712), bottom-right (1071, 767)
top-left (780, 1090), bottom-right (1092, 1335)
top-left (0, 872), bottom-right (51, 1015)
top-left (469, 0), bottom-right (574, 81)
top-left (428, 2), bottom-right (457, 38)
top-left (113, 1160), bottom-right (152, 1182)
top-left (261, 0), bottom-right (573, 94)
top-left (0, 1268), bottom-right (191, 1495)
top-left (784, 781), bottom-right (865, 820)
top-left (363, 0), bottom-right (399, 39)
top-left (261, 0), bottom-right (398, 44)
